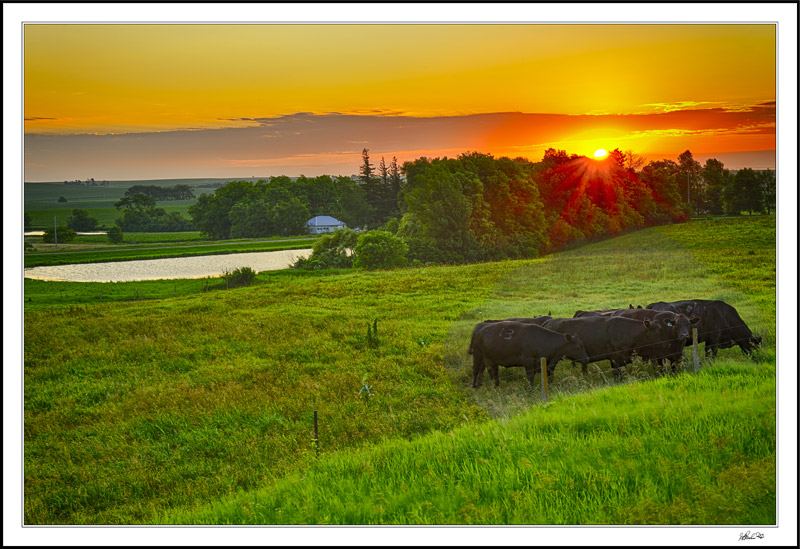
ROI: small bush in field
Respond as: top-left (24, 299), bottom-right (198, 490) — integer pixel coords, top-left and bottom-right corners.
top-left (353, 230), bottom-right (408, 270)
top-left (107, 225), bottom-right (124, 243)
top-left (42, 226), bottom-right (76, 243)
top-left (223, 266), bottom-right (257, 288)
top-left (292, 227), bottom-right (357, 270)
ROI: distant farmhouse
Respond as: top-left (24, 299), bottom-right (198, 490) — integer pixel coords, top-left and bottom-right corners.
top-left (306, 215), bottom-right (346, 234)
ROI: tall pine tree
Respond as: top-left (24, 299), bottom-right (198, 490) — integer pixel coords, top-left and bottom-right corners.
top-left (359, 148), bottom-right (379, 224)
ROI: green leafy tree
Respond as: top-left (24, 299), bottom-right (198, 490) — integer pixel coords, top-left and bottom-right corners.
top-left (402, 153), bottom-right (548, 263)
top-left (107, 225), bottom-right (124, 243)
top-left (42, 226), bottom-right (76, 243)
top-left (724, 168), bottom-right (763, 215)
top-left (678, 149), bottom-right (702, 213)
top-left (24, 212), bottom-right (32, 230)
top-left (353, 230), bottom-right (408, 270)
top-left (700, 158), bottom-right (730, 215)
top-left (115, 192), bottom-right (192, 232)
top-left (639, 159), bottom-right (689, 221)
top-left (758, 169), bottom-right (776, 215)
top-left (189, 180), bottom-right (255, 238)
top-left (66, 208), bottom-right (100, 231)
top-left (272, 196), bottom-right (310, 236)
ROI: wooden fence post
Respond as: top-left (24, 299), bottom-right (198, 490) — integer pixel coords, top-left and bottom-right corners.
top-left (692, 328), bottom-right (699, 372)
top-left (540, 357), bottom-right (548, 402)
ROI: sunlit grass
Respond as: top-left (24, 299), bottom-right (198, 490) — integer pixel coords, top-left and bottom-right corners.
top-left (22, 216), bottom-right (775, 524)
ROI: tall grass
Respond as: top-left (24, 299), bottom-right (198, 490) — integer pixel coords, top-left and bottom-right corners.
top-left (22, 216), bottom-right (775, 524)
top-left (169, 361), bottom-right (775, 525)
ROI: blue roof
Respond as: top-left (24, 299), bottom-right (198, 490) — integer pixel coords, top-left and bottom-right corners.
top-left (307, 215), bottom-right (345, 226)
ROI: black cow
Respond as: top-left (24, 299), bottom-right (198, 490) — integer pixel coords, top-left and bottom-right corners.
top-left (607, 308), bottom-right (701, 369)
top-left (542, 316), bottom-right (678, 377)
top-left (573, 304), bottom-right (642, 318)
top-left (468, 321), bottom-right (588, 388)
top-left (573, 309), bottom-right (621, 318)
top-left (646, 299), bottom-right (761, 358)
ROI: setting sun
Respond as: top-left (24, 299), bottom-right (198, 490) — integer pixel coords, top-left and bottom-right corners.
top-left (593, 149), bottom-right (608, 158)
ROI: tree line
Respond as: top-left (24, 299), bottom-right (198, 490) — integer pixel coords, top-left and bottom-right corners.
top-left (188, 175), bottom-right (374, 239)
top-left (187, 147), bottom-right (774, 267)
top-left (124, 184), bottom-right (196, 201)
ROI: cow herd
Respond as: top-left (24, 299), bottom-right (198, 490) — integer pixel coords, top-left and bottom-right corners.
top-left (468, 299), bottom-right (762, 389)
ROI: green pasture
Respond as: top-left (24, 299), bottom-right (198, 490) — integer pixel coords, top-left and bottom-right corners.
top-left (23, 235), bottom-right (317, 269)
top-left (22, 216), bottom-right (776, 524)
top-left (172, 360), bottom-right (775, 525)
top-left (24, 204), bottom-right (194, 230)
top-left (23, 179), bottom-right (228, 229)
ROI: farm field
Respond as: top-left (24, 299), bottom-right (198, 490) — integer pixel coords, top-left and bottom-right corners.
top-left (22, 216), bottom-right (777, 525)
top-left (23, 179), bottom-right (240, 228)
top-left (23, 234), bottom-right (318, 269)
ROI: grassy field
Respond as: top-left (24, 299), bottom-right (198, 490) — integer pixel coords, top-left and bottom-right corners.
top-left (23, 178), bottom-right (236, 228)
top-left (22, 216), bottom-right (776, 525)
top-left (25, 204), bottom-right (194, 230)
top-left (23, 234), bottom-right (318, 269)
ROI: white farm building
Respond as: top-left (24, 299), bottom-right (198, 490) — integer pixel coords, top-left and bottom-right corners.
top-left (306, 215), bottom-right (347, 234)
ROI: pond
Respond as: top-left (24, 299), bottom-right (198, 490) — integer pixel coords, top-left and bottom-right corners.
top-left (23, 249), bottom-right (312, 283)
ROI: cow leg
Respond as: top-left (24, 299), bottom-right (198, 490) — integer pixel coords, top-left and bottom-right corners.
top-left (610, 360), bottom-right (623, 381)
top-left (471, 351), bottom-right (485, 388)
top-left (487, 359), bottom-right (500, 387)
top-left (523, 363), bottom-right (536, 390)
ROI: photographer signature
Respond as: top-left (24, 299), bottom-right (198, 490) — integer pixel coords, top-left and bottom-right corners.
top-left (739, 531), bottom-right (765, 541)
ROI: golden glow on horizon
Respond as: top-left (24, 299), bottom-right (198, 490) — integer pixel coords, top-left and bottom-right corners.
top-left (24, 24), bottom-right (775, 136)
top-left (22, 24), bottom-right (776, 179)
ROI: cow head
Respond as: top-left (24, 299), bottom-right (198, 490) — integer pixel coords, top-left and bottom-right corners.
top-left (563, 333), bottom-right (589, 362)
top-left (659, 313), bottom-right (700, 341)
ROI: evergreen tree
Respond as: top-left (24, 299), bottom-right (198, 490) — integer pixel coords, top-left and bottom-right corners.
top-left (358, 148), bottom-right (379, 223)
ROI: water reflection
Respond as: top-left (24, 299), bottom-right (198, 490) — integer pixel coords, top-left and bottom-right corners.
top-left (24, 249), bottom-right (312, 282)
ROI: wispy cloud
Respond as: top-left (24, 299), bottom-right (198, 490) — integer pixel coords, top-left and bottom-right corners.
top-left (24, 105), bottom-right (776, 181)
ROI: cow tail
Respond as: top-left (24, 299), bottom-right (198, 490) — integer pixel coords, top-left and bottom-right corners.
top-left (468, 330), bottom-right (476, 355)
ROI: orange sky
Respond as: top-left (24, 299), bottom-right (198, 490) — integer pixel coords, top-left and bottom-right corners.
top-left (23, 23), bottom-right (776, 180)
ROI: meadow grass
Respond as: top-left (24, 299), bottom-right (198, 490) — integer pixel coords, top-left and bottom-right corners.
top-left (168, 360), bottom-right (775, 525)
top-left (23, 236), bottom-right (318, 269)
top-left (22, 216), bottom-right (776, 524)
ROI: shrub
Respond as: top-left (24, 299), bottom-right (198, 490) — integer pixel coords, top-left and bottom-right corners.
top-left (107, 225), bottom-right (124, 243)
top-left (292, 228), bottom-right (357, 270)
top-left (353, 230), bottom-right (408, 270)
top-left (223, 266), bottom-right (257, 288)
top-left (42, 226), bottom-right (76, 244)
top-left (57, 196), bottom-right (68, 203)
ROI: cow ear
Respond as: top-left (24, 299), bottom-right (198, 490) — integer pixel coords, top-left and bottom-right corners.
top-left (548, 311), bottom-right (552, 316)
top-left (629, 304), bottom-right (634, 309)
top-left (691, 316), bottom-right (701, 324)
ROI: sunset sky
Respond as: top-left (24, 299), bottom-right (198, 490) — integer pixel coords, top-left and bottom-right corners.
top-left (23, 22), bottom-right (777, 180)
